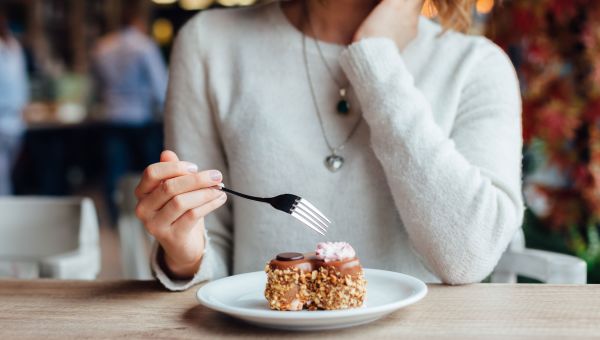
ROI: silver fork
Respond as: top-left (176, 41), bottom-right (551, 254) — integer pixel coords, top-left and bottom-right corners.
top-left (218, 183), bottom-right (330, 235)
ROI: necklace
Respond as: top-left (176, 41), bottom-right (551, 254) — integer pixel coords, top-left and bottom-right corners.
top-left (305, 8), bottom-right (351, 116)
top-left (301, 16), bottom-right (362, 172)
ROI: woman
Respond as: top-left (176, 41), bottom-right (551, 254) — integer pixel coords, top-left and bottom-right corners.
top-left (135, 0), bottom-right (524, 290)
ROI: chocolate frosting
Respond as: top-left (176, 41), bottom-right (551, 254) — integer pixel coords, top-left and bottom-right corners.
top-left (269, 252), bottom-right (362, 276)
top-left (276, 252), bottom-right (304, 261)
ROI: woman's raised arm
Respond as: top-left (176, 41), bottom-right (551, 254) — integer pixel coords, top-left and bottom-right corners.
top-left (339, 36), bottom-right (524, 284)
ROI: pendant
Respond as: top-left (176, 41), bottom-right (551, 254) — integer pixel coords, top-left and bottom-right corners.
top-left (325, 154), bottom-right (344, 172)
top-left (337, 99), bottom-right (350, 115)
top-left (336, 88), bottom-right (350, 115)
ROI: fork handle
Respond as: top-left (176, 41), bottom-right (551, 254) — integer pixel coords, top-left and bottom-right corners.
top-left (219, 184), bottom-right (270, 203)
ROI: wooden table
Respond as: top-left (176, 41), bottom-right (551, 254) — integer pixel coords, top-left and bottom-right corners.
top-left (1, 280), bottom-right (599, 339)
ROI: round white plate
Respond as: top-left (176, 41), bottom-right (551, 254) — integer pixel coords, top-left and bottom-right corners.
top-left (196, 268), bottom-right (427, 331)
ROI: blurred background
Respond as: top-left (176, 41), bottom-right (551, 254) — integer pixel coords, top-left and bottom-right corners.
top-left (0, 0), bottom-right (599, 282)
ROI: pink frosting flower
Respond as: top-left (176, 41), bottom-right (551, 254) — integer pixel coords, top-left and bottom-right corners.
top-left (315, 242), bottom-right (356, 262)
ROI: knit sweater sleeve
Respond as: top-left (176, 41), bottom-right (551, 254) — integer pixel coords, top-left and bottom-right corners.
top-left (151, 14), bottom-right (233, 291)
top-left (339, 37), bottom-right (524, 284)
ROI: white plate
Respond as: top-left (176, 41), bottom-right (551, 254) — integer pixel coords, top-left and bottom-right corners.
top-left (196, 268), bottom-right (427, 331)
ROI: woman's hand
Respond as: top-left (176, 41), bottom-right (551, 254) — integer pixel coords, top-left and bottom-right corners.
top-left (134, 150), bottom-right (227, 279)
top-left (353, 0), bottom-right (423, 50)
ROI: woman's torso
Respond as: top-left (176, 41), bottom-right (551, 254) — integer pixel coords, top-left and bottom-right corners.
top-left (190, 2), bottom-right (494, 282)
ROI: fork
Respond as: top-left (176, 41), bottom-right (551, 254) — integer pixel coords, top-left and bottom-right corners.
top-left (218, 183), bottom-right (330, 235)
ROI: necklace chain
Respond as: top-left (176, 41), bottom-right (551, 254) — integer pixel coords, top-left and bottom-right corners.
top-left (305, 10), bottom-right (346, 91)
top-left (302, 1), bottom-right (362, 155)
top-left (302, 32), bottom-right (363, 154)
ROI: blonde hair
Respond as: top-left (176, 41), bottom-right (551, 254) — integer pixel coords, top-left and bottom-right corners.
top-left (424, 0), bottom-right (476, 33)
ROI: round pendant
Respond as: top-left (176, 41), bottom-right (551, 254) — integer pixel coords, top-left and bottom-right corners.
top-left (336, 99), bottom-right (350, 115)
top-left (325, 154), bottom-right (344, 172)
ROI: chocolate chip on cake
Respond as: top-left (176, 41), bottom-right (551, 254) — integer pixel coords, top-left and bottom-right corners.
top-left (276, 252), bottom-right (304, 261)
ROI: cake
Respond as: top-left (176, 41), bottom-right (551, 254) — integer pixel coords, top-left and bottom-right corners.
top-left (264, 242), bottom-right (366, 311)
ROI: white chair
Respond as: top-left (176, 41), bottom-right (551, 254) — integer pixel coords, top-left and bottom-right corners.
top-left (116, 174), bottom-right (588, 283)
top-left (0, 197), bottom-right (101, 279)
top-left (491, 229), bottom-right (587, 283)
top-left (117, 175), bottom-right (153, 279)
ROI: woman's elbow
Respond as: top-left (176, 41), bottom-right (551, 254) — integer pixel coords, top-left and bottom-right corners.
top-left (436, 255), bottom-right (500, 285)
top-left (446, 196), bottom-right (524, 284)
top-left (435, 213), bottom-right (522, 284)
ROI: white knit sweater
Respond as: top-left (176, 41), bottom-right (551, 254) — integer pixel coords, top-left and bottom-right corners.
top-left (152, 2), bottom-right (524, 291)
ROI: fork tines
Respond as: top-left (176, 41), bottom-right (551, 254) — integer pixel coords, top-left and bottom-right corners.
top-left (291, 198), bottom-right (331, 236)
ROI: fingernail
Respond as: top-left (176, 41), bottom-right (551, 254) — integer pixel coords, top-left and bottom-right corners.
top-left (186, 163), bottom-right (198, 173)
top-left (210, 170), bottom-right (222, 181)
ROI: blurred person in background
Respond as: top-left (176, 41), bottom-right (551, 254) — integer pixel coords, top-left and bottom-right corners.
top-left (0, 7), bottom-right (28, 195)
top-left (91, 1), bottom-right (168, 224)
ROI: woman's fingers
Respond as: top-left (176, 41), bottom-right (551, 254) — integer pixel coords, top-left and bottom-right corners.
top-left (135, 161), bottom-right (199, 197)
top-left (142, 170), bottom-right (223, 212)
top-left (148, 188), bottom-right (225, 236)
top-left (171, 193), bottom-right (227, 237)
top-left (160, 150), bottom-right (179, 163)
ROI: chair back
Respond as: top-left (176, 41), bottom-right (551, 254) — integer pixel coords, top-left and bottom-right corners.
top-left (117, 175), bottom-right (153, 279)
top-left (0, 197), bottom-right (100, 279)
top-left (492, 228), bottom-right (587, 284)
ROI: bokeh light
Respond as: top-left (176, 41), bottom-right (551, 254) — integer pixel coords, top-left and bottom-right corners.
top-left (152, 0), bottom-right (177, 5)
top-left (152, 18), bottom-right (174, 45)
top-left (476, 0), bottom-right (494, 14)
top-left (180, 0), bottom-right (214, 10)
top-left (217, 0), bottom-right (256, 7)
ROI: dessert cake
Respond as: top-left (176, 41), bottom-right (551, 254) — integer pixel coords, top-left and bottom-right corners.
top-left (264, 242), bottom-right (366, 311)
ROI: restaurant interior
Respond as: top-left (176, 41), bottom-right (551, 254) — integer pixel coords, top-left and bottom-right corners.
top-left (1, 0), bottom-right (600, 336)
